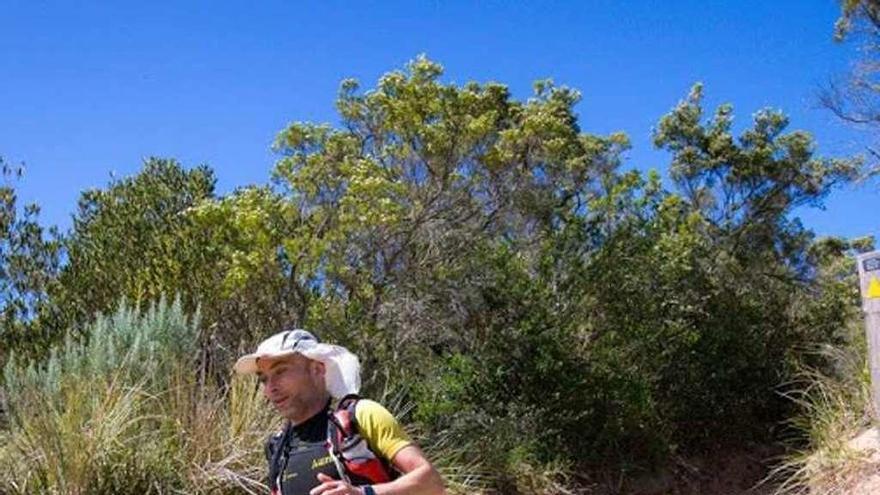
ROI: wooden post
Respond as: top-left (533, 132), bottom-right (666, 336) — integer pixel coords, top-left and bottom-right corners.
top-left (857, 250), bottom-right (880, 420)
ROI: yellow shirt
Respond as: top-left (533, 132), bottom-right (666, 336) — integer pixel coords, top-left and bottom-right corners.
top-left (354, 399), bottom-right (413, 462)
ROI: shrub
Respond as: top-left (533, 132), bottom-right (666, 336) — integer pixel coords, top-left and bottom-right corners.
top-left (0, 298), bottom-right (275, 494)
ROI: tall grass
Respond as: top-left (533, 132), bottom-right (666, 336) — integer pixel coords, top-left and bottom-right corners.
top-left (0, 298), bottom-right (276, 494)
top-left (770, 335), bottom-right (873, 495)
top-left (0, 298), bottom-right (491, 494)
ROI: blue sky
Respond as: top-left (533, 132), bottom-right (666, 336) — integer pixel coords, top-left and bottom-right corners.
top-left (1, 1), bottom-right (877, 240)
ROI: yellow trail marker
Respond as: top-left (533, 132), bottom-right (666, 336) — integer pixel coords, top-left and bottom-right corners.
top-left (857, 251), bottom-right (880, 420)
top-left (870, 276), bottom-right (880, 299)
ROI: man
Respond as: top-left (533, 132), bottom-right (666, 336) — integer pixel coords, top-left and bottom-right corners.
top-left (234, 329), bottom-right (446, 495)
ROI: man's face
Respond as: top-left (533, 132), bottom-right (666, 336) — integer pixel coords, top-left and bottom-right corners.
top-left (256, 354), bottom-right (326, 421)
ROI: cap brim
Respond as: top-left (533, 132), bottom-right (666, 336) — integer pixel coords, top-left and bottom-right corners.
top-left (232, 344), bottom-right (361, 398)
top-left (233, 351), bottom-right (297, 375)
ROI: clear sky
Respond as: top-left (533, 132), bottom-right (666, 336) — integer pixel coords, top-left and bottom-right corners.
top-left (1, 1), bottom-right (877, 240)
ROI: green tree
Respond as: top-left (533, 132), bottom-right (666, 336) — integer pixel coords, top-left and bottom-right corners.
top-left (187, 185), bottom-right (304, 351)
top-left (655, 83), bottom-right (859, 267)
top-left (269, 56), bottom-right (628, 391)
top-left (639, 85), bottom-right (860, 443)
top-left (49, 158), bottom-right (308, 369)
top-left (822, 0), bottom-right (880, 173)
top-left (0, 156), bottom-right (61, 361)
top-left (836, 0), bottom-right (880, 40)
top-left (49, 158), bottom-right (216, 336)
top-left (265, 61), bottom-right (863, 484)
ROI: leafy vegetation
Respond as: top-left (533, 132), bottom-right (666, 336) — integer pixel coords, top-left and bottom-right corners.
top-left (0, 55), bottom-right (870, 493)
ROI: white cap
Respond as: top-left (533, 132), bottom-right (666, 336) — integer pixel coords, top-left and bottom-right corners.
top-left (233, 329), bottom-right (361, 399)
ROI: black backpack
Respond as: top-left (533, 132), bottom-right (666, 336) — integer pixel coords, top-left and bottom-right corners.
top-left (267, 395), bottom-right (398, 494)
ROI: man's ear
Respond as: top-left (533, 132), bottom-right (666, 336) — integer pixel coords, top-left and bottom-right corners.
top-left (312, 360), bottom-right (326, 377)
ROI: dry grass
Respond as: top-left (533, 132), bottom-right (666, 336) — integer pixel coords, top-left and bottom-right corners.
top-left (0, 299), bottom-right (488, 494)
top-left (0, 300), bottom-right (276, 494)
top-left (768, 342), bottom-right (873, 495)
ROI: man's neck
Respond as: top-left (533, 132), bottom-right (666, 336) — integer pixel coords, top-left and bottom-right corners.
top-left (287, 395), bottom-right (331, 425)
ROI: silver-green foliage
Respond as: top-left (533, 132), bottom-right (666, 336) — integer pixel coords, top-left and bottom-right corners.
top-left (0, 298), bottom-right (271, 495)
top-left (3, 296), bottom-right (198, 405)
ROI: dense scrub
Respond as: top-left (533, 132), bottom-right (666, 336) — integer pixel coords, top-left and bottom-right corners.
top-left (0, 58), bottom-right (869, 493)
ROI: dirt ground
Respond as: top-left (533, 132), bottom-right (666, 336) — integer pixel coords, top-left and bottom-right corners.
top-left (823, 427), bottom-right (880, 495)
top-left (626, 449), bottom-right (779, 495)
top-left (575, 444), bottom-right (782, 495)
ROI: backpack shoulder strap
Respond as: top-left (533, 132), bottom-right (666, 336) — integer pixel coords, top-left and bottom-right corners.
top-left (326, 394), bottom-right (361, 483)
top-left (267, 421), bottom-right (295, 493)
top-left (328, 394), bottom-right (361, 448)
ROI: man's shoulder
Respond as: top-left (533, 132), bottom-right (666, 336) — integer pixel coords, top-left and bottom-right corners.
top-left (352, 398), bottom-right (397, 422)
top-left (350, 398), bottom-right (413, 462)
